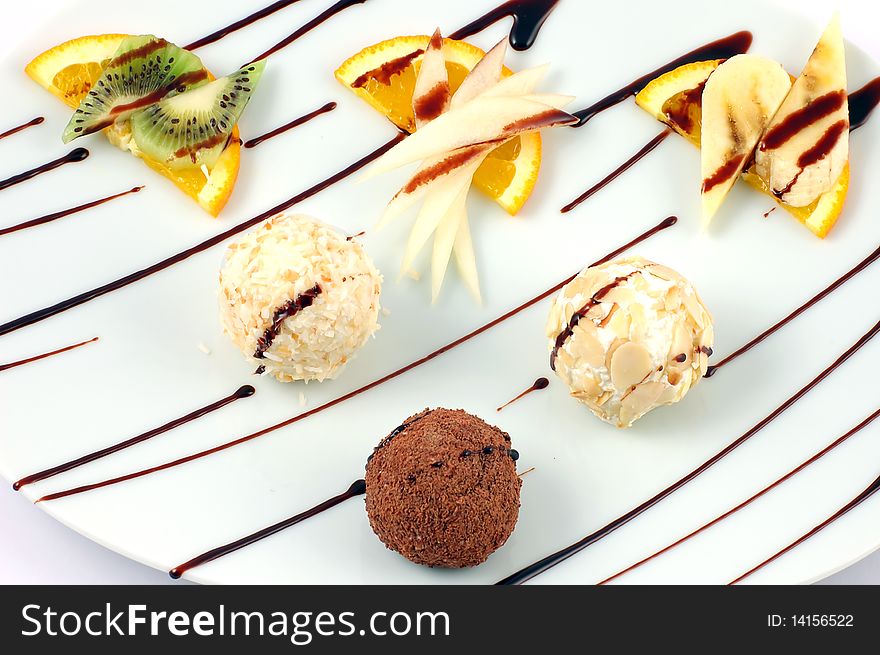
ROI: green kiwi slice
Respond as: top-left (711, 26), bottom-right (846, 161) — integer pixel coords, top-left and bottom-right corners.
top-left (62, 35), bottom-right (208, 143)
top-left (130, 59), bottom-right (267, 171)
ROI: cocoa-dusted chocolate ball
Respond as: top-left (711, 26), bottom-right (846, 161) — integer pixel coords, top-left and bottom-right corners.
top-left (365, 408), bottom-right (521, 568)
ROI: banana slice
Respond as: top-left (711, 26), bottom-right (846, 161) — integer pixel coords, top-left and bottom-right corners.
top-left (755, 14), bottom-right (848, 207)
top-left (700, 54), bottom-right (792, 225)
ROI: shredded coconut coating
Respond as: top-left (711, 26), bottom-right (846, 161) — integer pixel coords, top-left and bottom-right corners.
top-left (218, 214), bottom-right (382, 382)
top-left (546, 256), bottom-right (713, 428)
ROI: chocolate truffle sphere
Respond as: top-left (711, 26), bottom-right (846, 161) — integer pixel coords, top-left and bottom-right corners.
top-left (365, 409), bottom-right (521, 568)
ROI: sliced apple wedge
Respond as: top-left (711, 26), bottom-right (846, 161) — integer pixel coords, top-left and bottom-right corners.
top-left (361, 94), bottom-right (576, 179)
top-left (700, 54), bottom-right (791, 225)
top-left (450, 38), bottom-right (507, 108)
top-left (754, 13), bottom-right (848, 207)
top-left (412, 29), bottom-right (450, 129)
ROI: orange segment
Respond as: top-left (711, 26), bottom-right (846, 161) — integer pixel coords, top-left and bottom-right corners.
top-left (25, 35), bottom-right (240, 217)
top-left (25, 34), bottom-right (127, 108)
top-left (636, 60), bottom-right (849, 238)
top-left (335, 35), bottom-right (542, 215)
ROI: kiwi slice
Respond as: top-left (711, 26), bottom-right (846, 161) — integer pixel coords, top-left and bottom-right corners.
top-left (62, 35), bottom-right (208, 143)
top-left (130, 59), bottom-right (266, 171)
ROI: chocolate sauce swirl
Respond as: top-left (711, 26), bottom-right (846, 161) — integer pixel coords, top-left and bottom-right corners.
top-left (450, 0), bottom-right (560, 51)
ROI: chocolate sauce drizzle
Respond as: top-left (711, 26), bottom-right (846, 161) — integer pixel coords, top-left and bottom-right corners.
top-left (0, 336), bottom-right (98, 373)
top-left (705, 245), bottom-right (880, 377)
top-left (561, 130), bottom-right (670, 213)
top-left (244, 102), bottom-right (336, 148)
top-left (450, 0), bottom-right (560, 51)
top-left (13, 385), bottom-right (254, 491)
top-left (36, 218), bottom-right (677, 502)
top-left (185, 0), bottom-right (306, 50)
top-left (599, 406), bottom-right (880, 584)
top-left (550, 272), bottom-right (636, 370)
top-left (760, 90), bottom-right (847, 151)
top-left (0, 186), bottom-right (143, 238)
top-left (248, 0), bottom-right (369, 63)
top-left (0, 116), bottom-right (44, 141)
top-left (0, 148), bottom-right (88, 193)
top-left (169, 479), bottom-right (366, 578)
top-left (730, 470), bottom-right (880, 584)
top-left (254, 284), bottom-right (322, 358)
top-left (497, 377), bottom-right (549, 412)
top-left (849, 78), bottom-right (880, 130)
top-left (571, 31), bottom-right (753, 127)
top-left (0, 134), bottom-right (404, 338)
top-left (497, 317), bottom-right (880, 585)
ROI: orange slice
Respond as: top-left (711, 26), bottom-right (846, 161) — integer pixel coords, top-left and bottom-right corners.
top-left (25, 34), bottom-right (240, 217)
top-left (335, 35), bottom-right (542, 215)
top-left (635, 60), bottom-right (848, 238)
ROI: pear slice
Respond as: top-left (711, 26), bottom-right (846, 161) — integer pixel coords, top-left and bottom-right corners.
top-left (700, 54), bottom-right (791, 225)
top-left (412, 29), bottom-right (449, 129)
top-left (755, 14), bottom-right (848, 207)
top-left (453, 212), bottom-right (481, 303)
top-left (376, 142), bottom-right (496, 228)
top-left (431, 182), bottom-right (469, 300)
top-left (361, 95), bottom-right (576, 180)
top-left (451, 38), bottom-right (507, 108)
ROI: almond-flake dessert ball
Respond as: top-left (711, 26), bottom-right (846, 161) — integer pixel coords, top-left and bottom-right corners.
top-left (546, 256), bottom-right (713, 428)
top-left (218, 214), bottom-right (382, 382)
top-left (365, 409), bottom-right (521, 568)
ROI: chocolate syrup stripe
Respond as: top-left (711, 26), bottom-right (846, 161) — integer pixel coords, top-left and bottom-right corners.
top-left (571, 31), bottom-right (753, 127)
top-left (0, 148), bottom-right (88, 193)
top-left (561, 130), bottom-right (670, 213)
top-left (729, 471), bottom-right (880, 585)
top-left (0, 336), bottom-right (98, 373)
top-left (496, 317), bottom-right (880, 585)
top-left (0, 134), bottom-right (403, 339)
top-left (169, 479), bottom-right (366, 579)
top-left (185, 0), bottom-right (305, 50)
top-left (12, 385), bottom-right (255, 491)
top-left (497, 377), bottom-right (550, 412)
top-left (706, 245), bottom-right (880, 377)
top-left (450, 0), bottom-right (560, 51)
top-left (0, 116), bottom-right (44, 141)
top-left (244, 102), bottom-right (337, 148)
top-left (35, 217), bottom-right (677, 503)
top-left (599, 407), bottom-right (880, 584)
top-left (0, 186), bottom-right (143, 238)
top-left (248, 0), bottom-right (369, 63)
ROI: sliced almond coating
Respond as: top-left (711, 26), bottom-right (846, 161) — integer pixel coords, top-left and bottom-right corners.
top-left (619, 381), bottom-right (665, 427)
top-left (412, 29), bottom-right (450, 129)
top-left (668, 322), bottom-right (694, 367)
top-left (451, 38), bottom-right (507, 108)
top-left (649, 263), bottom-right (686, 282)
top-left (606, 306), bottom-right (631, 340)
top-left (700, 54), bottom-right (792, 225)
top-left (610, 342), bottom-right (654, 392)
top-left (682, 291), bottom-right (707, 329)
top-left (754, 14), bottom-right (848, 207)
top-left (361, 95), bottom-right (576, 179)
top-left (570, 325), bottom-right (605, 368)
top-left (572, 374), bottom-right (602, 401)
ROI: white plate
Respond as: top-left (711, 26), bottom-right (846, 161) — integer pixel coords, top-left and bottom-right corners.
top-left (1, 0), bottom-right (879, 585)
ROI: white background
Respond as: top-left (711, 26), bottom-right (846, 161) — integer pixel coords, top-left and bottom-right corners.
top-left (0, 0), bottom-right (878, 585)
